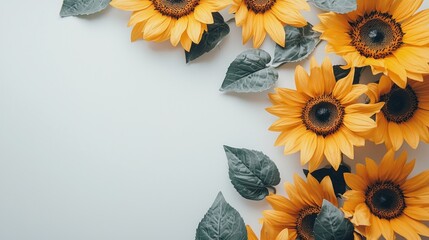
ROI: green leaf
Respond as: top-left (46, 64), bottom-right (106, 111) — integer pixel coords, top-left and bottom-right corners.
top-left (185, 13), bottom-right (230, 63)
top-left (195, 192), bottom-right (247, 240)
top-left (220, 49), bottom-right (278, 93)
top-left (314, 200), bottom-right (354, 240)
top-left (273, 24), bottom-right (321, 66)
top-left (333, 65), bottom-right (365, 84)
top-left (60, 0), bottom-right (111, 17)
top-left (309, 0), bottom-right (357, 14)
top-left (303, 164), bottom-right (351, 196)
top-left (224, 145), bottom-right (280, 201)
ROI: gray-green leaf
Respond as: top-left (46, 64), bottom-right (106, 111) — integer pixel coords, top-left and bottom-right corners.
top-left (60, 0), bottom-right (111, 17)
top-left (309, 0), bottom-right (357, 14)
top-left (185, 13), bottom-right (230, 63)
top-left (314, 200), bottom-right (354, 240)
top-left (220, 49), bottom-right (278, 93)
top-left (273, 24), bottom-right (321, 66)
top-left (224, 145), bottom-right (280, 201)
top-left (196, 192), bottom-right (247, 240)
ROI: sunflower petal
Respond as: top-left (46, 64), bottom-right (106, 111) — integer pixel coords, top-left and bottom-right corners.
top-left (111, 0), bottom-right (151, 11)
top-left (264, 12), bottom-right (285, 47)
top-left (390, 0), bottom-right (423, 22)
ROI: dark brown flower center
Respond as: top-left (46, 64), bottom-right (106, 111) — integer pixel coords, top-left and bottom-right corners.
top-left (296, 206), bottom-right (320, 240)
top-left (365, 181), bottom-right (405, 220)
top-left (380, 85), bottom-right (418, 123)
top-left (302, 95), bottom-right (345, 137)
top-left (349, 11), bottom-right (404, 59)
top-left (245, 0), bottom-right (276, 13)
top-left (151, 0), bottom-right (200, 18)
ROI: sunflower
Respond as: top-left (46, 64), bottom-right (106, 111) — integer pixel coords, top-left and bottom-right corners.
top-left (261, 174), bottom-right (338, 240)
top-left (229, 0), bottom-right (309, 48)
top-left (110, 0), bottom-right (230, 51)
top-left (313, 0), bottom-right (429, 88)
top-left (365, 75), bottom-right (429, 151)
top-left (343, 150), bottom-right (429, 239)
top-left (267, 57), bottom-right (384, 171)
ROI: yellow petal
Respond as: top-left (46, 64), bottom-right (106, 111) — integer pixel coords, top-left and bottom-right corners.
top-left (110, 0), bottom-right (151, 11)
top-left (402, 9), bottom-right (429, 33)
top-left (390, 0), bottom-right (423, 22)
top-left (300, 132), bottom-right (317, 165)
top-left (170, 16), bottom-right (188, 46)
top-left (402, 170), bottom-right (429, 193)
top-left (323, 136), bottom-right (341, 170)
top-left (392, 46), bottom-right (429, 72)
top-left (343, 114), bottom-right (377, 132)
top-left (320, 176), bottom-right (338, 206)
top-left (345, 103), bottom-right (383, 115)
top-left (252, 14), bottom-right (266, 48)
top-left (333, 129), bottom-right (354, 159)
top-left (309, 60), bottom-right (325, 96)
top-left (187, 15), bottom-right (203, 43)
top-left (241, 12), bottom-right (254, 44)
top-left (387, 122), bottom-right (404, 151)
top-left (180, 32), bottom-right (193, 51)
top-left (404, 206), bottom-right (429, 221)
top-left (340, 84), bottom-right (368, 105)
top-left (308, 136), bottom-right (325, 172)
top-left (131, 22), bottom-right (144, 41)
top-left (143, 15), bottom-right (171, 40)
top-left (365, 215), bottom-right (382, 240)
top-left (246, 225), bottom-right (259, 240)
top-left (379, 218), bottom-right (394, 240)
top-left (342, 190), bottom-right (365, 212)
top-left (378, 149), bottom-right (395, 181)
top-left (262, 210), bottom-right (293, 226)
top-left (375, 0), bottom-right (392, 13)
top-left (266, 194), bottom-right (295, 212)
top-left (333, 67), bottom-right (355, 100)
top-left (264, 12), bottom-right (285, 47)
top-left (365, 157), bottom-right (379, 183)
top-left (294, 65), bottom-right (313, 97)
top-left (275, 229), bottom-right (289, 240)
top-left (390, 215), bottom-right (423, 240)
top-left (234, 2), bottom-right (248, 26)
top-left (385, 57), bottom-right (407, 88)
top-left (194, 4), bottom-right (214, 24)
top-left (344, 173), bottom-right (367, 191)
top-left (321, 57), bottom-right (336, 94)
top-left (402, 122), bottom-right (420, 149)
top-left (143, 17), bottom-right (171, 41)
top-left (351, 203), bottom-right (371, 226)
top-left (128, 6), bottom-right (156, 26)
top-left (272, 3), bottom-right (306, 27)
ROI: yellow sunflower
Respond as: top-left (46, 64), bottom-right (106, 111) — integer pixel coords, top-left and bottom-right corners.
top-left (343, 150), bottom-right (429, 239)
top-left (246, 224), bottom-right (286, 240)
top-left (313, 0), bottom-right (429, 88)
top-left (262, 174), bottom-right (338, 240)
top-left (267, 57), bottom-right (384, 171)
top-left (229, 0), bottom-right (309, 48)
top-left (365, 75), bottom-right (429, 151)
top-left (110, 0), bottom-right (230, 51)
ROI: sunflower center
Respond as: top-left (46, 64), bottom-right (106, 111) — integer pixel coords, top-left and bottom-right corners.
top-left (244, 0), bottom-right (276, 13)
top-left (349, 11), bottom-right (404, 59)
top-left (151, 0), bottom-right (200, 18)
top-left (302, 95), bottom-right (345, 137)
top-left (380, 85), bottom-right (418, 123)
top-left (296, 206), bottom-right (320, 240)
top-left (365, 181), bottom-right (406, 220)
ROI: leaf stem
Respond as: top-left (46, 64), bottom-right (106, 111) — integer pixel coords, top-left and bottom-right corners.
top-left (267, 186), bottom-right (277, 195)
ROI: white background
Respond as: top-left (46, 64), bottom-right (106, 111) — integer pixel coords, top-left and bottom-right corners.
top-left (1, 1), bottom-right (429, 239)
